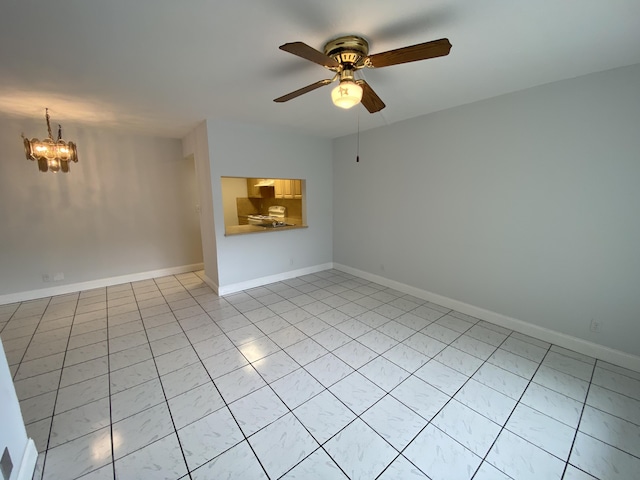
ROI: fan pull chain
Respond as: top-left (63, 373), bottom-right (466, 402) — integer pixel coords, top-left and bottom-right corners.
top-left (356, 110), bottom-right (360, 163)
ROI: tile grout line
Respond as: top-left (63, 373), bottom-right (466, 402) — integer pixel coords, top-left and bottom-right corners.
top-left (135, 278), bottom-right (194, 480)
top-left (560, 360), bottom-right (598, 480)
top-left (160, 275), bottom-right (271, 479)
top-left (105, 286), bottom-right (118, 480)
top-left (37, 294), bottom-right (79, 479)
top-left (468, 341), bottom-right (555, 480)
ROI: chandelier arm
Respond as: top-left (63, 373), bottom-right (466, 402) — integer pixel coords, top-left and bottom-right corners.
top-left (45, 108), bottom-right (53, 140)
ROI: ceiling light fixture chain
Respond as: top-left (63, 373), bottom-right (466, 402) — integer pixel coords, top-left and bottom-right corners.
top-left (22, 108), bottom-right (79, 173)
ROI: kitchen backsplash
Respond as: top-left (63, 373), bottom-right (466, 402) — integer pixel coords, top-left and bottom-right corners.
top-left (236, 197), bottom-right (302, 220)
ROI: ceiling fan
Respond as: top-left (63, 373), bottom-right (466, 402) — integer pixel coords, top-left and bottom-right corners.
top-left (274, 35), bottom-right (452, 113)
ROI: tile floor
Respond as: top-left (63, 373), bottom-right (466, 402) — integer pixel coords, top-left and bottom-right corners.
top-left (1, 269), bottom-right (639, 480)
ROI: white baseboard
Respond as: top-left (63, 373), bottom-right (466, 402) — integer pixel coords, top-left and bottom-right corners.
top-left (16, 439), bottom-right (37, 480)
top-left (218, 263), bottom-right (334, 296)
top-left (334, 263), bottom-right (640, 373)
top-left (0, 263), bottom-right (204, 305)
top-left (201, 274), bottom-right (220, 295)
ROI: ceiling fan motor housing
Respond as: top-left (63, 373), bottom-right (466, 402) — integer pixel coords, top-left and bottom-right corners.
top-left (323, 36), bottom-right (369, 70)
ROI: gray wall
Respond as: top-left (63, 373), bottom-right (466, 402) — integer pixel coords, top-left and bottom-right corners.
top-left (207, 121), bottom-right (333, 288)
top-left (0, 116), bottom-right (203, 296)
top-left (333, 64), bottom-right (640, 356)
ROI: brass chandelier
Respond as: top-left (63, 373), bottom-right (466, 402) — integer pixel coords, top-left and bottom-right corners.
top-left (22, 108), bottom-right (78, 173)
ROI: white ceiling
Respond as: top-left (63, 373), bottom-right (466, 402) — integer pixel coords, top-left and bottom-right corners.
top-left (1, 0), bottom-right (639, 139)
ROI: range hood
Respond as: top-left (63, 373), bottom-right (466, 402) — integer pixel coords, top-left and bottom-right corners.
top-left (254, 179), bottom-right (275, 187)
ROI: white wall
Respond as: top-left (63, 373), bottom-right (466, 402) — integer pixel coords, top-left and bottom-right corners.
top-left (182, 122), bottom-right (218, 289)
top-left (0, 116), bottom-right (203, 297)
top-left (207, 121), bottom-right (333, 288)
top-left (0, 338), bottom-right (35, 480)
top-left (333, 63), bottom-right (640, 357)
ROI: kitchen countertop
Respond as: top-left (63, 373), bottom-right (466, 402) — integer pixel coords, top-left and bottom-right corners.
top-left (225, 218), bottom-right (306, 236)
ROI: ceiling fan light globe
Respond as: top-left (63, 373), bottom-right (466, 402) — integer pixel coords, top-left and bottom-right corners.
top-left (331, 81), bottom-right (363, 109)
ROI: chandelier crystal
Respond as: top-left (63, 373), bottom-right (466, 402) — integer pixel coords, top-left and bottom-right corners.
top-left (22, 108), bottom-right (78, 173)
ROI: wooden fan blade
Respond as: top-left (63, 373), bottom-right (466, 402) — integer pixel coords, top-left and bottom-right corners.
top-left (274, 78), bottom-right (333, 103)
top-left (279, 42), bottom-right (340, 68)
top-left (357, 80), bottom-right (386, 113)
top-left (367, 38), bottom-right (452, 68)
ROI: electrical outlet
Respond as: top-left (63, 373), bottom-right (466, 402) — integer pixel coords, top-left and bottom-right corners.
top-left (380, 264), bottom-right (385, 272)
top-left (53, 272), bottom-right (65, 281)
top-left (289, 257), bottom-right (294, 266)
top-left (590, 319), bottom-right (602, 333)
top-left (42, 273), bottom-right (51, 282)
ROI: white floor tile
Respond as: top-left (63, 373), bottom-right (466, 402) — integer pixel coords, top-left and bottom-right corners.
top-left (168, 381), bottom-right (224, 429)
top-left (112, 402), bottom-right (174, 460)
top-left (465, 324), bottom-right (508, 347)
top-left (329, 372), bottom-right (386, 415)
top-left (520, 382), bottom-right (583, 428)
top-left (569, 432), bottom-right (640, 480)
top-left (284, 338), bottom-right (329, 365)
top-left (110, 377), bottom-right (165, 422)
top-left (488, 348), bottom-right (539, 379)
top-left (377, 456), bottom-right (429, 479)
top-left (332, 340), bottom-right (378, 369)
top-left (190, 441), bottom-right (267, 480)
top-left (433, 346), bottom-right (483, 376)
top-left (228, 385), bottom-right (289, 437)
top-left (450, 335), bottom-right (497, 360)
top-left (414, 360), bottom-right (468, 396)
top-left (110, 359), bottom-right (158, 395)
top-left (43, 427), bottom-right (112, 480)
top-left (305, 353), bottom-right (354, 387)
top-left (281, 448), bottom-right (348, 479)
top-left (404, 424), bottom-right (482, 480)
top-left (454, 379), bottom-right (517, 425)
top-left (200, 347), bottom-right (248, 378)
top-left (390, 376), bottom-right (450, 421)
top-left (579, 405), bottom-right (640, 457)
top-left (432, 399), bottom-right (501, 457)
top-left (591, 366), bottom-right (640, 400)
top-left (213, 364), bottom-right (267, 403)
top-left (533, 365), bottom-right (589, 402)
top-left (586, 383), bottom-right (640, 426)
top-left (382, 344), bottom-right (429, 373)
top-left (252, 350), bottom-right (299, 383)
top-left (361, 395), bottom-right (427, 450)
top-left (562, 464), bottom-right (599, 479)
top-left (249, 413), bottom-right (319, 479)
top-left (114, 433), bottom-right (187, 480)
top-left (160, 362), bottom-right (210, 399)
top-left (237, 336), bottom-right (281, 362)
top-left (486, 429), bottom-right (564, 480)
top-left (501, 336), bottom-right (547, 363)
top-left (506, 403), bottom-right (576, 459)
top-left (472, 363), bottom-right (529, 400)
top-left (402, 332), bottom-right (447, 358)
top-left (293, 390), bottom-right (355, 444)
top-left (543, 351), bottom-right (594, 381)
top-left (324, 418), bottom-right (397, 480)
top-left (472, 461), bottom-right (512, 480)
top-left (178, 407), bottom-right (244, 471)
top-left (358, 356), bottom-right (410, 392)
top-left (270, 368), bottom-right (325, 409)
top-left (60, 357), bottom-right (109, 388)
top-left (49, 398), bottom-right (111, 448)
